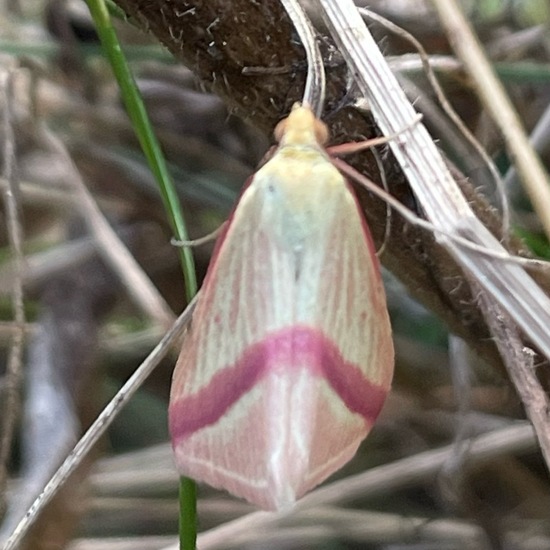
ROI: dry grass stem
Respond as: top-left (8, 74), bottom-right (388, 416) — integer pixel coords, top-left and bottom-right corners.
top-left (359, 7), bottom-right (511, 235)
top-left (431, 0), bottom-right (550, 239)
top-left (2, 301), bottom-right (196, 550)
top-left (0, 68), bottom-right (26, 518)
top-left (37, 126), bottom-right (175, 328)
top-left (478, 294), bottom-right (550, 470)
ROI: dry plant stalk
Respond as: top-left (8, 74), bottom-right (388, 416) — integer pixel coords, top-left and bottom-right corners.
top-left (38, 126), bottom-right (175, 329)
top-left (432, 0), bottom-right (550, 240)
top-left (0, 68), bottom-right (26, 518)
top-left (2, 301), bottom-right (196, 550)
top-left (318, 0), bottom-right (550, 364)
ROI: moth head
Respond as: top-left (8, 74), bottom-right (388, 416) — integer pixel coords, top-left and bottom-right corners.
top-left (274, 103), bottom-right (329, 148)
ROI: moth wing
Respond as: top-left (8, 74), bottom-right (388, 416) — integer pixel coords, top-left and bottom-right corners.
top-left (169, 175), bottom-right (298, 509)
top-left (169, 164), bottom-right (393, 510)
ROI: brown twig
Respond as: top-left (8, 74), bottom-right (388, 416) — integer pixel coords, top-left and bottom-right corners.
top-left (478, 292), bottom-right (550, 471)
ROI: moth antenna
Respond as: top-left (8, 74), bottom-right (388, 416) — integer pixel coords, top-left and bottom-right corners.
top-left (280, 0), bottom-right (326, 116)
top-left (327, 114), bottom-right (423, 157)
top-left (171, 223), bottom-right (226, 248)
top-left (370, 147), bottom-right (392, 258)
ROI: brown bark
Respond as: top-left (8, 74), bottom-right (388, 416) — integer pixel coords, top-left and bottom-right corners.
top-left (112, 0), bottom-right (550, 372)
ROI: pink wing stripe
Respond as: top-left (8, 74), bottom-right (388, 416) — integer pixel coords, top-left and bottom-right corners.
top-left (170, 326), bottom-right (388, 443)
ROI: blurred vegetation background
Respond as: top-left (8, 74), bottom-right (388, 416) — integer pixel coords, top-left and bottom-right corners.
top-left (1, 0), bottom-right (550, 549)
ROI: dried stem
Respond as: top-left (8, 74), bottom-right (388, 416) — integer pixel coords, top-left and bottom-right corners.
top-left (2, 299), bottom-right (196, 549)
top-left (0, 69), bottom-right (26, 518)
top-left (37, 125), bottom-right (175, 328)
top-left (431, 0), bottom-right (550, 239)
top-left (279, 0), bottom-right (325, 114)
top-left (478, 293), bottom-right (550, 471)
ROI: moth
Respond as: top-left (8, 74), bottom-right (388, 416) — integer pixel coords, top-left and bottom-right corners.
top-left (169, 104), bottom-right (394, 511)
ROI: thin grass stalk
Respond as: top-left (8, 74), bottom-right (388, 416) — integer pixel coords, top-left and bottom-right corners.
top-left (84, 1), bottom-right (199, 547)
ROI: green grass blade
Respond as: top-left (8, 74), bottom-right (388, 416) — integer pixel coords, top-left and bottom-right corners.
top-left (85, 0), bottom-right (197, 300)
top-left (85, 1), bottom-right (198, 547)
top-left (179, 476), bottom-right (198, 550)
